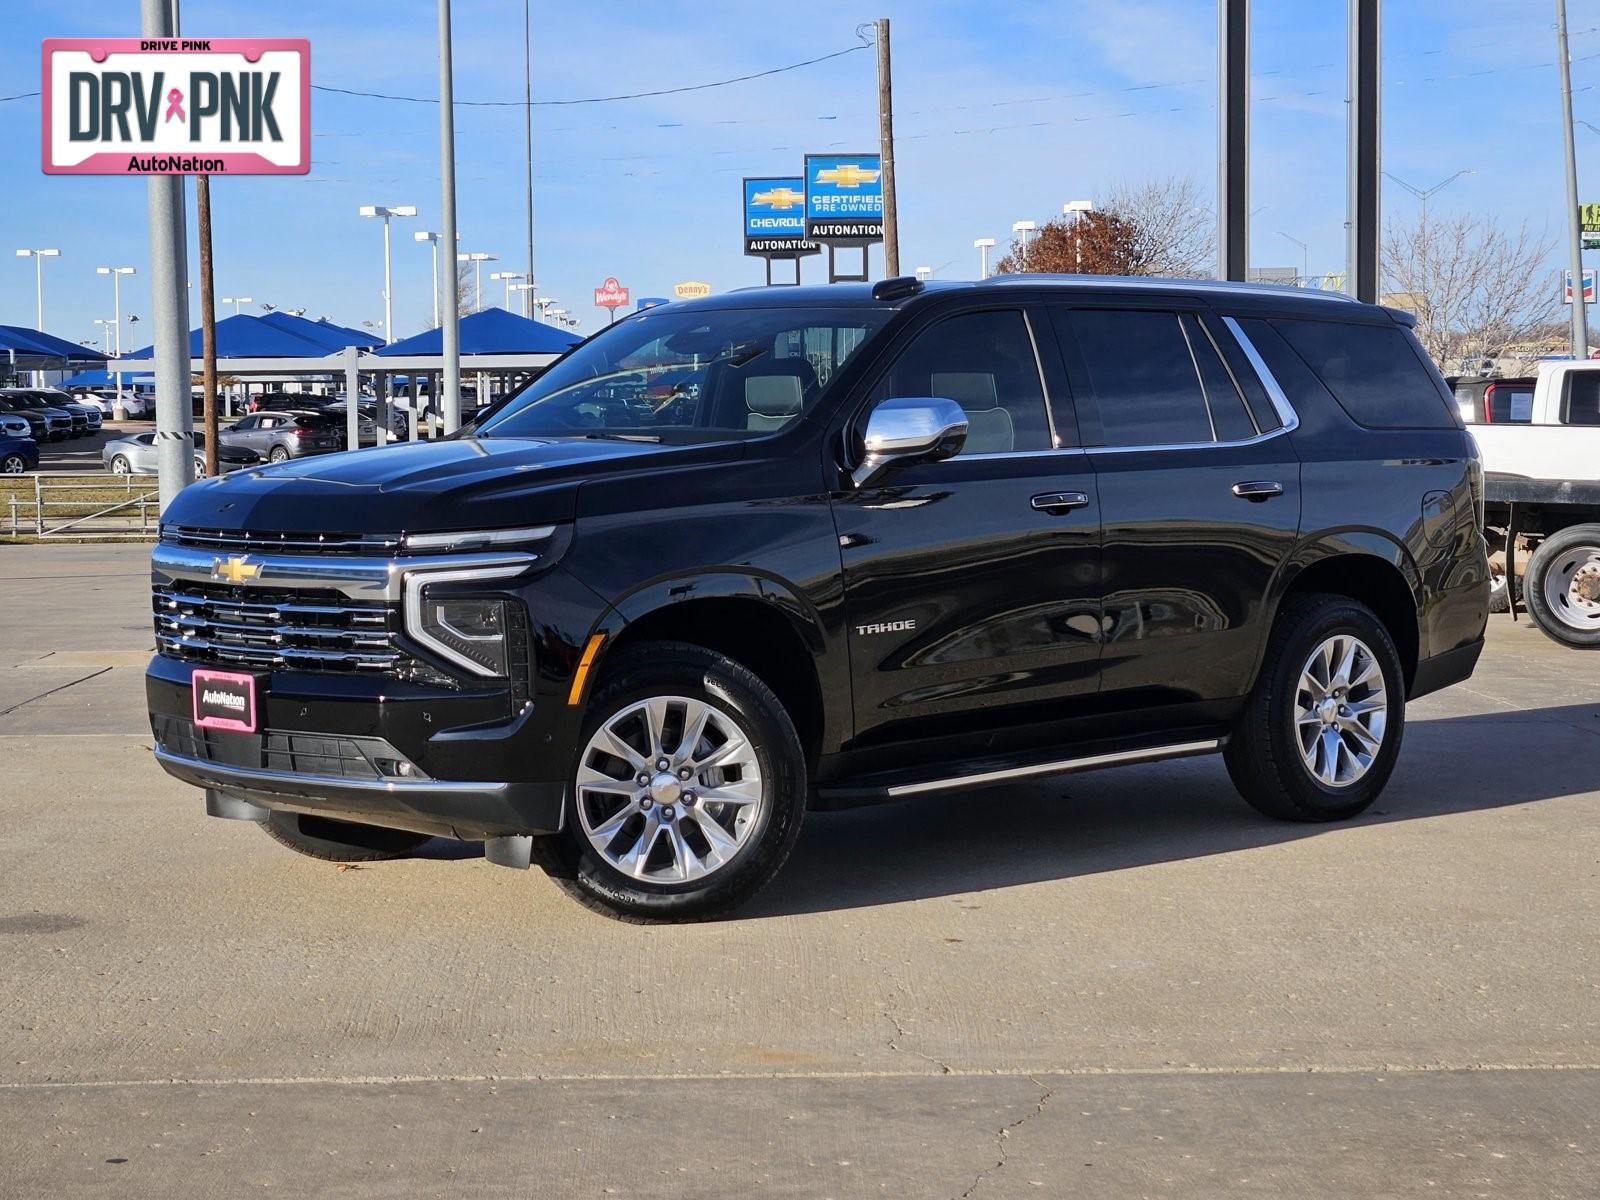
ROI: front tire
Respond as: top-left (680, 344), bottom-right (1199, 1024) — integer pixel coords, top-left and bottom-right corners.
top-left (538, 641), bottom-right (807, 922)
top-left (260, 811), bottom-right (432, 862)
top-left (1, 453), bottom-right (26, 475)
top-left (1523, 526), bottom-right (1600, 649)
top-left (268, 446), bottom-right (290, 463)
top-left (1226, 594), bottom-right (1406, 822)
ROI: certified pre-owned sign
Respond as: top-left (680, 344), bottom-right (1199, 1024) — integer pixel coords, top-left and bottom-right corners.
top-left (42, 38), bottom-right (310, 175)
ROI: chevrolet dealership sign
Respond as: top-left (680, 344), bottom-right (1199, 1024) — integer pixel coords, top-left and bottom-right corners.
top-left (42, 38), bottom-right (310, 175)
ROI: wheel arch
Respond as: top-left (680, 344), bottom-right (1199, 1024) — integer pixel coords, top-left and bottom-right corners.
top-left (1273, 534), bottom-right (1423, 690)
top-left (594, 573), bottom-right (836, 767)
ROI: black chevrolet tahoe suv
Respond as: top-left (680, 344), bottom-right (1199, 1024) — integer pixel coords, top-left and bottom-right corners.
top-left (147, 276), bottom-right (1489, 921)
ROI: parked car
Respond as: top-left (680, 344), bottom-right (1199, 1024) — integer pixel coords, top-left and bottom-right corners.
top-left (0, 391), bottom-right (74, 441)
top-left (71, 387), bottom-right (152, 418)
top-left (216, 410), bottom-right (344, 461)
top-left (317, 399), bottom-right (407, 445)
top-left (0, 433), bottom-right (40, 474)
top-left (0, 411), bottom-right (32, 440)
top-left (1468, 359), bottom-right (1600, 648)
top-left (29, 388), bottom-right (103, 435)
top-left (103, 431), bottom-right (262, 477)
top-left (247, 391), bottom-right (331, 414)
top-left (147, 276), bottom-right (1489, 921)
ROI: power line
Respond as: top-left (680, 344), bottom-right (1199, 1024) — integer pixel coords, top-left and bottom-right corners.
top-left (310, 41), bottom-right (869, 107)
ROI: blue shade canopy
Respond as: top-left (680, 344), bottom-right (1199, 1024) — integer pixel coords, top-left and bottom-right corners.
top-left (122, 313), bottom-right (343, 360)
top-left (259, 311), bottom-right (384, 351)
top-left (375, 307), bottom-right (581, 357)
top-left (0, 325), bottom-right (110, 361)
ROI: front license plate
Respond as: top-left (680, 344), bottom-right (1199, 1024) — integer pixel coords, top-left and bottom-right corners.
top-left (192, 669), bottom-right (259, 733)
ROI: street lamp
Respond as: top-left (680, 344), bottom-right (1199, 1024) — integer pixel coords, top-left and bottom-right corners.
top-left (914, 266), bottom-right (933, 283)
top-left (414, 229), bottom-right (455, 328)
top-left (219, 295), bottom-right (252, 316)
top-left (1383, 169), bottom-right (1472, 221)
top-left (973, 237), bottom-right (997, 279)
top-left (97, 265), bottom-right (137, 417)
top-left (358, 204), bottom-right (417, 344)
top-left (1011, 221), bottom-right (1037, 271)
top-left (510, 280), bottom-right (537, 317)
top-left (1063, 199), bottom-right (1093, 273)
top-left (93, 318), bottom-right (116, 353)
top-left (490, 270), bottom-right (527, 312)
top-left (1277, 232), bottom-right (1309, 288)
top-left (458, 252), bottom-right (497, 312)
top-left (15, 248), bottom-right (60, 331)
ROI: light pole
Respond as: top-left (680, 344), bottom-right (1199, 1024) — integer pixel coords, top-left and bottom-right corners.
top-left (1011, 221), bottom-right (1037, 271)
top-left (1063, 199), bottom-right (1093, 273)
top-left (973, 237), bottom-right (996, 279)
top-left (1383, 170), bottom-right (1470, 340)
top-left (16, 248), bottom-right (60, 385)
top-left (510, 281), bottom-right (537, 317)
top-left (458, 252), bottom-right (496, 312)
top-left (1383, 169), bottom-right (1472, 224)
top-left (98, 265), bottom-right (136, 417)
top-left (1277, 232), bottom-right (1309, 287)
top-left (219, 295), bottom-right (252, 316)
top-left (914, 266), bottom-right (932, 283)
top-left (93, 318), bottom-right (116, 353)
top-left (413, 230), bottom-right (450, 328)
top-left (359, 204), bottom-right (417, 344)
top-left (490, 270), bottom-right (527, 312)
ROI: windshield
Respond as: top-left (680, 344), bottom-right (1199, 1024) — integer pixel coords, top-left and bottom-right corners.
top-left (477, 306), bottom-right (885, 441)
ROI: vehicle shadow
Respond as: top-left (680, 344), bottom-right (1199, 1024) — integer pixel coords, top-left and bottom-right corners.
top-left (741, 702), bottom-right (1600, 919)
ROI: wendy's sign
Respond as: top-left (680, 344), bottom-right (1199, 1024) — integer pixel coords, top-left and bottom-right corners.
top-left (42, 38), bottom-right (310, 175)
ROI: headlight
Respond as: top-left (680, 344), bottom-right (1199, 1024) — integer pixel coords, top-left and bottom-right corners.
top-left (402, 563), bottom-right (530, 679)
top-left (418, 596), bottom-right (509, 677)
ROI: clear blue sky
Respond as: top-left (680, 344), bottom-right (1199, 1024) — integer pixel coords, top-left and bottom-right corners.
top-left (1, 0), bottom-right (1594, 345)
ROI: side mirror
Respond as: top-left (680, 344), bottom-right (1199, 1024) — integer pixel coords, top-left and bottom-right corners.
top-left (851, 396), bottom-right (968, 488)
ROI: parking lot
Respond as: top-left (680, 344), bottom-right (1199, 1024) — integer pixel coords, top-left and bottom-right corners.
top-left (2, 542), bottom-right (1596, 1197)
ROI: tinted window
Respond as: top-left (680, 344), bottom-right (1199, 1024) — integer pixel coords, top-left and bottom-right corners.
top-left (1183, 314), bottom-right (1257, 441)
top-left (1062, 309), bottom-right (1214, 446)
top-left (872, 309), bottom-right (1052, 454)
top-left (1563, 372), bottom-right (1600, 425)
top-left (1272, 318), bottom-right (1457, 429)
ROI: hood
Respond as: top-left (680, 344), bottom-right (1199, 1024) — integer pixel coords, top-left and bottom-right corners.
top-left (161, 434), bottom-right (743, 534)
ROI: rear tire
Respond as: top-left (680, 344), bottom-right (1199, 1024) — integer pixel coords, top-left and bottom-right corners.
top-left (537, 640), bottom-right (807, 923)
top-left (1226, 593), bottom-right (1406, 822)
top-left (1523, 526), bottom-right (1600, 649)
top-left (269, 446), bottom-right (290, 463)
top-left (260, 811), bottom-right (432, 862)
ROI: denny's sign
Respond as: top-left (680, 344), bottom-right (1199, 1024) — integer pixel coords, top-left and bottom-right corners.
top-left (42, 38), bottom-right (309, 175)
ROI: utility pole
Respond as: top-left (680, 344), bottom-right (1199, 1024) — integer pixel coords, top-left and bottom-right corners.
top-left (1347, 0), bottom-right (1381, 303)
top-left (141, 0), bottom-right (193, 510)
top-left (523, 0), bottom-right (537, 314)
top-left (196, 176), bottom-right (219, 479)
top-left (875, 18), bottom-right (899, 278)
top-left (1218, 0), bottom-right (1249, 281)
top-left (1558, 0), bottom-right (1589, 358)
top-left (438, 0), bottom-right (462, 432)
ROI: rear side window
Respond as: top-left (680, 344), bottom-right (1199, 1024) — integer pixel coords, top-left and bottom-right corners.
top-left (1060, 309), bottom-right (1215, 446)
top-left (1182, 314), bottom-right (1257, 442)
top-left (1271, 318), bottom-right (1457, 429)
top-left (1562, 372), bottom-right (1600, 425)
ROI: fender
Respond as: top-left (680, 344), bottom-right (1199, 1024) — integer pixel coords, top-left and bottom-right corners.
top-left (577, 568), bottom-right (853, 755)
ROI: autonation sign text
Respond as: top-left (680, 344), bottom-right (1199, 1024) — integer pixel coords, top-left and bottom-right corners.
top-left (42, 38), bottom-right (310, 175)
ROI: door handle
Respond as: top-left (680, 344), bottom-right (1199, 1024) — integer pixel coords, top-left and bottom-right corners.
top-left (1231, 480), bottom-right (1284, 501)
top-left (1031, 491), bottom-right (1090, 514)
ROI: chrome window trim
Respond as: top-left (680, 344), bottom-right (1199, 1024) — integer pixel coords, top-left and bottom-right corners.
top-left (1189, 312), bottom-right (1263, 437)
top-left (1020, 309), bottom-right (1063, 450)
top-left (1221, 315), bottom-right (1301, 433)
top-left (1175, 313), bottom-right (1220, 443)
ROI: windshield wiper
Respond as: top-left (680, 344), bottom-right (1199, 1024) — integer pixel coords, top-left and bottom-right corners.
top-left (579, 431), bottom-right (663, 443)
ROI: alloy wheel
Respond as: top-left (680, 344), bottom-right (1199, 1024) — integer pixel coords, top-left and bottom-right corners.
top-left (1293, 633), bottom-right (1388, 788)
top-left (1, 454), bottom-right (25, 475)
top-left (575, 694), bottom-right (766, 884)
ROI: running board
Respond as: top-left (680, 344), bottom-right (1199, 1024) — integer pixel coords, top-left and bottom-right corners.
top-left (815, 736), bottom-right (1226, 808)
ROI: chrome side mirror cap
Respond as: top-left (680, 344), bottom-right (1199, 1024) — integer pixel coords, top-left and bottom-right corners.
top-left (851, 396), bottom-right (969, 488)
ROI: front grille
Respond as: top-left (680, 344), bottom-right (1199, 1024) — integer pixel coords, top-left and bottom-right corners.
top-left (153, 714), bottom-right (429, 780)
top-left (162, 525), bottom-right (403, 556)
top-left (153, 580), bottom-right (415, 674)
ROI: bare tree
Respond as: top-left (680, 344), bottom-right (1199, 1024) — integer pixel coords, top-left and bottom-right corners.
top-left (994, 174), bottom-right (1214, 277)
top-left (1382, 210), bottom-right (1559, 369)
top-left (456, 260), bottom-right (475, 318)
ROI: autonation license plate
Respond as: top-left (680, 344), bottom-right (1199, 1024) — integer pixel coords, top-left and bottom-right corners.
top-left (191, 669), bottom-right (259, 733)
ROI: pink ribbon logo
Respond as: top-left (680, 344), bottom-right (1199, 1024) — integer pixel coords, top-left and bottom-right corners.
top-left (164, 88), bottom-right (185, 123)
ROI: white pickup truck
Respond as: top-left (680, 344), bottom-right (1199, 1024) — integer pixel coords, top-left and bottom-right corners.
top-left (1462, 360), bottom-right (1600, 648)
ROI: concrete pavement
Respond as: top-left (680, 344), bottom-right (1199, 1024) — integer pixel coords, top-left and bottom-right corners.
top-left (1, 543), bottom-right (1597, 1197)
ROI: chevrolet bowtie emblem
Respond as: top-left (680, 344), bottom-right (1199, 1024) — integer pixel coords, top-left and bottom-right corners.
top-left (815, 163), bottom-right (880, 189)
top-left (212, 555), bottom-right (261, 584)
top-left (752, 186), bottom-right (805, 210)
